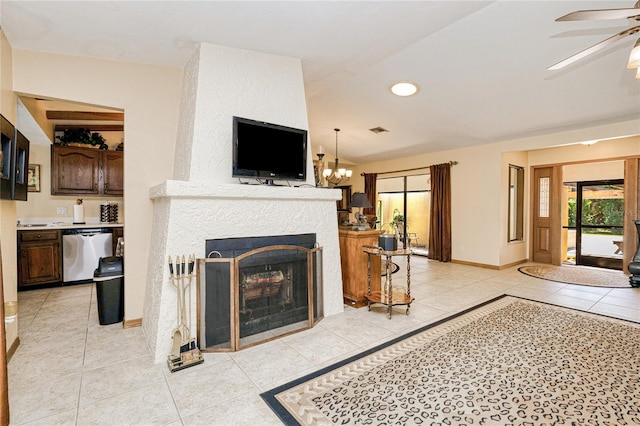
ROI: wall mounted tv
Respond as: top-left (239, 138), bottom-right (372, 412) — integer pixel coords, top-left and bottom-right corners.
top-left (232, 116), bottom-right (308, 185)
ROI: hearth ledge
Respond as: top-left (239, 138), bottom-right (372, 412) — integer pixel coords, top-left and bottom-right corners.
top-left (150, 180), bottom-right (342, 201)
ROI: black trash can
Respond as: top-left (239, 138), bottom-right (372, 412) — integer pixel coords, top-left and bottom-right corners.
top-left (94, 256), bottom-right (124, 325)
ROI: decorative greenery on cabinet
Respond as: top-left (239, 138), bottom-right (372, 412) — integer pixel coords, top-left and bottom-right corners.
top-left (55, 128), bottom-right (108, 150)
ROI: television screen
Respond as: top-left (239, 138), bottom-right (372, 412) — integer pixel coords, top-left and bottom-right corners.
top-left (232, 116), bottom-right (307, 183)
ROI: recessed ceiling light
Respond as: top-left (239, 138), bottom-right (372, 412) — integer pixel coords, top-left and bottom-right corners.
top-left (390, 81), bottom-right (419, 97)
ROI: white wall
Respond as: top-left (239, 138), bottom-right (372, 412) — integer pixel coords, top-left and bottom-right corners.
top-left (500, 150), bottom-right (528, 266)
top-left (0, 29), bottom-right (19, 350)
top-left (564, 160), bottom-right (624, 182)
top-left (349, 122), bottom-right (639, 268)
top-left (12, 49), bottom-right (183, 321)
top-left (528, 136), bottom-right (640, 166)
top-left (173, 43), bottom-right (314, 185)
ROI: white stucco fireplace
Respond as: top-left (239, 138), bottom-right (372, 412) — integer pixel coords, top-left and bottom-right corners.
top-left (143, 43), bottom-right (344, 363)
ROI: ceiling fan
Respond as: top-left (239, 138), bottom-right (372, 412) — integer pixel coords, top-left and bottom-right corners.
top-left (547, 0), bottom-right (640, 74)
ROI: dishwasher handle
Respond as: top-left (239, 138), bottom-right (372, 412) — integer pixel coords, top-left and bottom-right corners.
top-left (62, 228), bottom-right (113, 236)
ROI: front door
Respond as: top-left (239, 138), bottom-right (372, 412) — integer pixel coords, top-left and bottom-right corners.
top-left (532, 166), bottom-right (561, 265)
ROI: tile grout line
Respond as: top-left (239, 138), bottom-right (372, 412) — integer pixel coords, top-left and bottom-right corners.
top-left (160, 372), bottom-right (184, 423)
top-left (74, 285), bottom-right (94, 425)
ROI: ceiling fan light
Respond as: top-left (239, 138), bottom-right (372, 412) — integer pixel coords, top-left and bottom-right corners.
top-left (627, 39), bottom-right (640, 68)
top-left (390, 81), bottom-right (419, 97)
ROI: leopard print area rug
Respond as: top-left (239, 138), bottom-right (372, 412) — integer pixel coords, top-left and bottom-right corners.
top-left (518, 264), bottom-right (630, 288)
top-left (261, 296), bottom-right (640, 425)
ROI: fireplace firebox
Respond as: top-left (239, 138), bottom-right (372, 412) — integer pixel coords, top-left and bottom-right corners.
top-left (198, 234), bottom-right (323, 351)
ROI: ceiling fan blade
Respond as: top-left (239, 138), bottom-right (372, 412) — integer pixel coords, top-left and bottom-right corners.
top-left (557, 8), bottom-right (640, 21)
top-left (548, 25), bottom-right (640, 70)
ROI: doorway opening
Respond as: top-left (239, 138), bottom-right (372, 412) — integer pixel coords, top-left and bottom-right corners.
top-left (562, 179), bottom-right (624, 270)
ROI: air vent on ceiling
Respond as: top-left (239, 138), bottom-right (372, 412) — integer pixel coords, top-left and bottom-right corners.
top-left (369, 126), bottom-right (389, 134)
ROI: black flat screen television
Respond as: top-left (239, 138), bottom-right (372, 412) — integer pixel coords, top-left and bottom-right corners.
top-left (232, 116), bottom-right (307, 184)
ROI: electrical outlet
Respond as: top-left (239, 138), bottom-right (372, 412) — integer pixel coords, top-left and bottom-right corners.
top-left (57, 207), bottom-right (68, 215)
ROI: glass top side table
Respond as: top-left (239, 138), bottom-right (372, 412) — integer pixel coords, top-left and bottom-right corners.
top-left (363, 246), bottom-right (414, 319)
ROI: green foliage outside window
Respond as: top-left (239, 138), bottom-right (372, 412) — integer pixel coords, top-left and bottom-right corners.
top-left (568, 198), bottom-right (576, 227)
top-left (569, 197), bottom-right (624, 235)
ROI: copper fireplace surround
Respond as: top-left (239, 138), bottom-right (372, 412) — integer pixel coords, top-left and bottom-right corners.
top-left (197, 244), bottom-right (323, 352)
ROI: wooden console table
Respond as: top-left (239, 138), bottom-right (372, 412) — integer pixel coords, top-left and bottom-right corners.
top-left (338, 228), bottom-right (381, 307)
top-left (364, 247), bottom-right (413, 319)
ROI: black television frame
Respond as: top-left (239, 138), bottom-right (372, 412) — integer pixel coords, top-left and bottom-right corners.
top-left (232, 116), bottom-right (308, 185)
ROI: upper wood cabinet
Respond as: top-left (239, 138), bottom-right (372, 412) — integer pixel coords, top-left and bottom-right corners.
top-left (51, 145), bottom-right (123, 196)
top-left (102, 150), bottom-right (124, 195)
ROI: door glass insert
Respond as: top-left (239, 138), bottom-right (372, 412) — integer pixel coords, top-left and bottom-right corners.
top-left (539, 177), bottom-right (550, 218)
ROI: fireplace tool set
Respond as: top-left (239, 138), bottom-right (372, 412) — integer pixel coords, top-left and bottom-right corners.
top-left (167, 254), bottom-right (204, 372)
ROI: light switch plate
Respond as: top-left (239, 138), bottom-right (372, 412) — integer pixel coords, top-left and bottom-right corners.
top-left (57, 207), bottom-right (68, 215)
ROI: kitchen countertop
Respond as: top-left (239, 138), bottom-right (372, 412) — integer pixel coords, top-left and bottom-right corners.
top-left (17, 222), bottom-right (123, 230)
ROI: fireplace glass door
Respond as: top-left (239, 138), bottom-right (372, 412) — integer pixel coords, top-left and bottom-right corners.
top-left (197, 245), bottom-right (322, 351)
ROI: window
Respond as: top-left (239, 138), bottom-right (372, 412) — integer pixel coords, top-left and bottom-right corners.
top-left (508, 165), bottom-right (524, 242)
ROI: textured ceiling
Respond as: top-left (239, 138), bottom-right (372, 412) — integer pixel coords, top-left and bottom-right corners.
top-left (2, 1), bottom-right (639, 164)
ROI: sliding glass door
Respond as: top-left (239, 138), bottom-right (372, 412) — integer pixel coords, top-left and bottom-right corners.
top-left (376, 174), bottom-right (430, 255)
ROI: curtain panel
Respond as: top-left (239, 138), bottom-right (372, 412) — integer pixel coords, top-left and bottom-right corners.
top-left (363, 173), bottom-right (377, 216)
top-left (428, 163), bottom-right (452, 262)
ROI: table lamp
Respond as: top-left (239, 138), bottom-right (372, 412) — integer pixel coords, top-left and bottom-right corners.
top-left (350, 192), bottom-right (373, 231)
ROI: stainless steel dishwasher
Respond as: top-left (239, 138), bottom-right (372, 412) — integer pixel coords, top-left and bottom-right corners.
top-left (62, 228), bottom-right (113, 283)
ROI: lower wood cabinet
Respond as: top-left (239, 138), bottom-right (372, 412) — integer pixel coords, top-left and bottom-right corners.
top-left (18, 229), bottom-right (62, 288)
top-left (338, 228), bottom-right (381, 308)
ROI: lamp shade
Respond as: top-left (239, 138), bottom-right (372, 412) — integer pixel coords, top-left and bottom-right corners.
top-left (350, 192), bottom-right (373, 209)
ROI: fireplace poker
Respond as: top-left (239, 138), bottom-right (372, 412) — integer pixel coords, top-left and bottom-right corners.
top-left (167, 253), bottom-right (203, 372)
top-left (168, 256), bottom-right (182, 358)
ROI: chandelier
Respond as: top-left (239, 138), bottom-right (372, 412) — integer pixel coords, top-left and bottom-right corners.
top-left (322, 128), bottom-right (352, 185)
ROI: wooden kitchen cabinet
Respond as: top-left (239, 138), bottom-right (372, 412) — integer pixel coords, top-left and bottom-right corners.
top-left (102, 151), bottom-right (124, 196)
top-left (51, 145), bottom-right (123, 196)
top-left (18, 229), bottom-right (62, 288)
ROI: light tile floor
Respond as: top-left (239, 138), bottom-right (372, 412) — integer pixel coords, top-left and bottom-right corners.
top-left (8, 258), bottom-right (640, 425)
